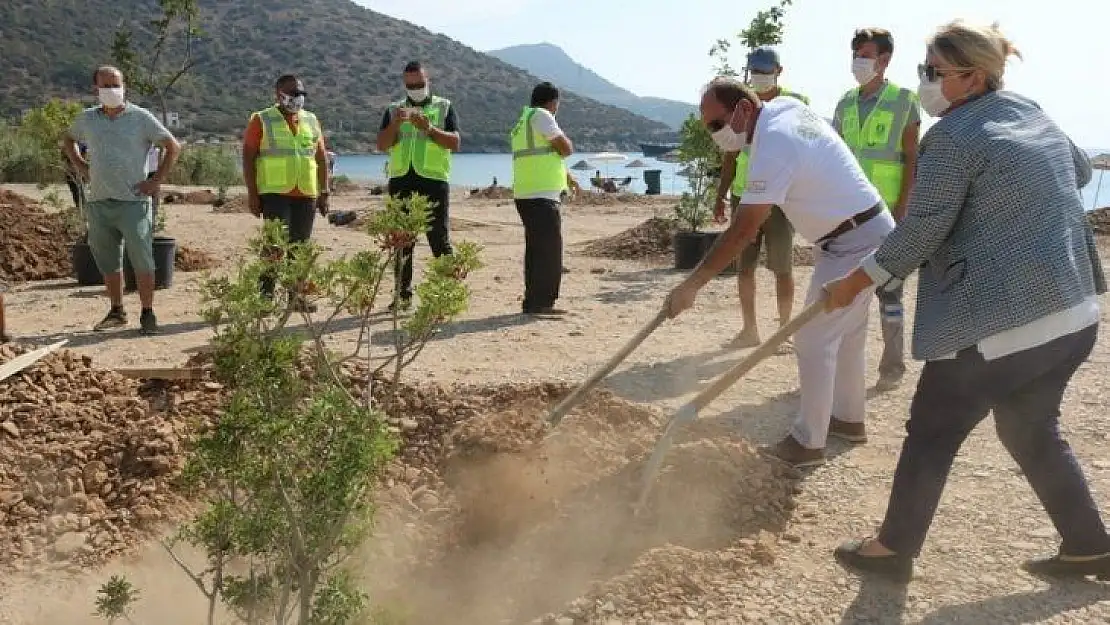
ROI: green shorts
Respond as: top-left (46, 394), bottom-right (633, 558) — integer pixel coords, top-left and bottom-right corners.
top-left (731, 196), bottom-right (794, 275)
top-left (86, 199), bottom-right (155, 274)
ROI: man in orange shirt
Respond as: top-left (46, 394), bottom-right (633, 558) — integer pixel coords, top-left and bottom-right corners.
top-left (242, 74), bottom-right (330, 309)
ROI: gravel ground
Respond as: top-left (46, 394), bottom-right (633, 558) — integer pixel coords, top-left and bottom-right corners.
top-left (1, 182), bottom-right (1108, 624)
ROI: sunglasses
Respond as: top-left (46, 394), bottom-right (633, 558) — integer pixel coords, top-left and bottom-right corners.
top-left (917, 63), bottom-right (973, 83)
top-left (707, 120), bottom-right (725, 132)
top-left (404, 82), bottom-right (427, 90)
top-left (282, 89), bottom-right (307, 98)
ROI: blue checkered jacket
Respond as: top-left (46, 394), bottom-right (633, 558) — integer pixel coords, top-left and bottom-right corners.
top-left (862, 90), bottom-right (1106, 360)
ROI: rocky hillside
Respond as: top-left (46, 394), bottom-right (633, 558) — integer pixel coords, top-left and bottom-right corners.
top-left (0, 0), bottom-right (674, 152)
top-left (488, 42), bottom-right (696, 129)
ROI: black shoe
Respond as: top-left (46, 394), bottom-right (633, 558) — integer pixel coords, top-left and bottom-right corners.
top-left (834, 539), bottom-right (913, 583)
top-left (139, 309), bottom-right (159, 336)
top-left (524, 306), bottom-right (567, 317)
top-left (0, 332), bottom-right (10, 344)
top-left (1022, 552), bottom-right (1110, 580)
top-left (94, 307), bottom-right (128, 332)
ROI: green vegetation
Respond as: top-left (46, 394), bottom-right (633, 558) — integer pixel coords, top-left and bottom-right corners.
top-left (0, 0), bottom-right (673, 152)
top-left (673, 0), bottom-right (794, 231)
top-left (95, 194), bottom-right (482, 624)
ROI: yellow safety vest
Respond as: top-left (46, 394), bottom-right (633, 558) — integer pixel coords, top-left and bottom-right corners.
top-left (387, 96), bottom-right (452, 182)
top-left (834, 82), bottom-right (918, 208)
top-left (254, 106), bottom-right (321, 197)
top-left (730, 88), bottom-right (809, 198)
top-left (510, 107), bottom-right (567, 197)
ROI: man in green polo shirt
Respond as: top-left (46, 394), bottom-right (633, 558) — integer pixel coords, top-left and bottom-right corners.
top-left (64, 65), bottom-right (180, 336)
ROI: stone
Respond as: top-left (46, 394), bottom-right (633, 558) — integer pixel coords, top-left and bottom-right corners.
top-left (134, 505), bottom-right (161, 522)
top-left (1028, 527), bottom-right (1056, 539)
top-left (400, 418), bottom-right (420, 432)
top-left (1, 421), bottom-right (20, 437)
top-left (52, 532), bottom-right (88, 558)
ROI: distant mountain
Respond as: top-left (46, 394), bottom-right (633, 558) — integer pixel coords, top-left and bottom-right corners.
top-left (0, 0), bottom-right (673, 153)
top-left (487, 43), bottom-right (695, 130)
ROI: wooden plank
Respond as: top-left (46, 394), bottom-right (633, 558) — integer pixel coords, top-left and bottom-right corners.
top-left (0, 340), bottom-right (69, 384)
top-left (114, 367), bottom-right (206, 381)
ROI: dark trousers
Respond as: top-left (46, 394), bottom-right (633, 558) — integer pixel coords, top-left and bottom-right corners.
top-left (259, 193), bottom-right (316, 296)
top-left (514, 198), bottom-right (563, 311)
top-left (66, 174), bottom-right (84, 212)
top-left (878, 324), bottom-right (1110, 557)
top-left (390, 184), bottom-right (452, 300)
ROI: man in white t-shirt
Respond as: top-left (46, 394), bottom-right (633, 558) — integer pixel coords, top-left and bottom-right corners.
top-left (665, 77), bottom-right (894, 468)
top-left (510, 81), bottom-right (581, 316)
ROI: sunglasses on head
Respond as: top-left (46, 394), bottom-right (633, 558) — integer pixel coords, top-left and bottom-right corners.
top-left (917, 63), bottom-right (972, 83)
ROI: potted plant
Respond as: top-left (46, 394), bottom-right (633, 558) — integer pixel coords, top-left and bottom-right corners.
top-left (673, 114), bottom-right (723, 270)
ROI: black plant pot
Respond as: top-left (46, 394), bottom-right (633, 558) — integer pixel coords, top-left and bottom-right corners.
top-left (699, 231), bottom-right (740, 275)
top-left (674, 231), bottom-right (712, 270)
top-left (124, 236), bottom-right (176, 291)
top-left (70, 240), bottom-right (105, 286)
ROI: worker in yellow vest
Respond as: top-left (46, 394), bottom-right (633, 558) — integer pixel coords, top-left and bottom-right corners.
top-left (833, 28), bottom-right (921, 391)
top-left (243, 74), bottom-right (330, 312)
top-left (510, 82), bottom-right (580, 316)
top-left (376, 61), bottom-right (460, 311)
top-left (714, 46), bottom-right (809, 350)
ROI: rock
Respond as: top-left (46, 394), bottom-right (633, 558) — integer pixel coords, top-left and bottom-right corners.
top-left (1028, 527), bottom-right (1056, 539)
top-left (134, 505), bottom-right (161, 522)
top-left (1, 421), bottom-right (19, 437)
top-left (400, 418), bottom-right (420, 432)
top-left (51, 532), bottom-right (88, 558)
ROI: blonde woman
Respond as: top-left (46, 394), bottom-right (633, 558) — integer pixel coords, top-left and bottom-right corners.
top-left (824, 20), bottom-right (1110, 583)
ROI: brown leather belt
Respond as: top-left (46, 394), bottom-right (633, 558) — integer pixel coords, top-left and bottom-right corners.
top-left (816, 203), bottom-right (884, 250)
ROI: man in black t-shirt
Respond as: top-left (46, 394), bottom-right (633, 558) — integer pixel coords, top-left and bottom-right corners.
top-left (376, 60), bottom-right (460, 310)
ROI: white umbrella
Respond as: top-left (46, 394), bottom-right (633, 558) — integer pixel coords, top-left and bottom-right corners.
top-left (589, 152), bottom-right (628, 163)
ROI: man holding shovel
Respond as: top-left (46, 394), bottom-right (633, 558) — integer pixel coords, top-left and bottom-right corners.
top-left (666, 77), bottom-right (894, 468)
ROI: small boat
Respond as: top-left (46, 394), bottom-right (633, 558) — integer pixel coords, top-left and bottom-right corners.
top-left (640, 142), bottom-right (681, 157)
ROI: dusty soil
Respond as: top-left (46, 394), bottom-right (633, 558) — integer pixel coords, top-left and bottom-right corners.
top-left (1, 182), bottom-right (1109, 624)
top-left (0, 190), bottom-right (75, 284)
top-left (173, 246), bottom-right (221, 272)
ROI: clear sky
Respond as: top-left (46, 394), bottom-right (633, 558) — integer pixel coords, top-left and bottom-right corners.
top-left (357, 0), bottom-right (1110, 149)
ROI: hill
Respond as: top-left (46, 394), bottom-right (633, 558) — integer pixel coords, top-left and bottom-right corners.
top-left (0, 0), bottom-right (674, 152)
top-left (488, 43), bottom-right (696, 129)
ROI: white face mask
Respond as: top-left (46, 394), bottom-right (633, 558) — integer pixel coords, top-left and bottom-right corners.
top-left (748, 73), bottom-right (776, 94)
top-left (852, 58), bottom-right (878, 85)
top-left (406, 86), bottom-right (430, 102)
top-left (711, 126), bottom-right (749, 152)
top-left (279, 93), bottom-right (306, 112)
top-left (98, 87), bottom-right (125, 108)
top-left (917, 80), bottom-right (951, 117)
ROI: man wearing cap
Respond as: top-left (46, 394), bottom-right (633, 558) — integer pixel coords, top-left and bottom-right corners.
top-left (833, 27), bottom-right (921, 391)
top-left (715, 46), bottom-right (810, 350)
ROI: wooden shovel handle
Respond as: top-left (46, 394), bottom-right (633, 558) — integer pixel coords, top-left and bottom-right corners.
top-left (546, 309), bottom-right (668, 427)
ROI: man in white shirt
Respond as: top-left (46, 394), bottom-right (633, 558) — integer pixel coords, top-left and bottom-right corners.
top-left (510, 82), bottom-right (580, 316)
top-left (666, 77), bottom-right (895, 468)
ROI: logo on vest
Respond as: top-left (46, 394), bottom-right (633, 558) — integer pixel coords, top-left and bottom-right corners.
top-left (747, 181), bottom-right (767, 192)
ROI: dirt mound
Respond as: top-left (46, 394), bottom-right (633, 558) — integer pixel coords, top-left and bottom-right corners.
top-left (1089, 207), bottom-right (1110, 235)
top-left (174, 245), bottom-right (221, 272)
top-left (468, 185), bottom-right (514, 200)
top-left (366, 382), bottom-right (799, 625)
top-left (0, 194), bottom-right (74, 284)
top-left (566, 191), bottom-right (646, 206)
top-left (0, 344), bottom-right (224, 572)
top-left (580, 217), bottom-right (677, 260)
top-left (212, 194), bottom-right (249, 214)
